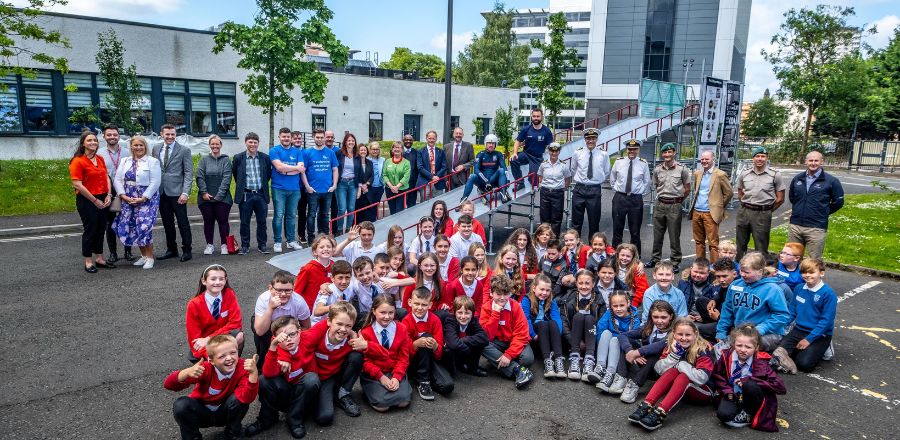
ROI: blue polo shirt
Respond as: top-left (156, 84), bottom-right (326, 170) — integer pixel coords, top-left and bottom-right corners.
top-left (301, 147), bottom-right (338, 193)
top-left (516, 124), bottom-right (553, 157)
top-left (269, 145), bottom-right (302, 191)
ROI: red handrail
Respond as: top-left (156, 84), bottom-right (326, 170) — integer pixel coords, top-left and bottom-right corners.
top-left (555, 103), bottom-right (640, 143)
top-left (601, 104), bottom-right (700, 153)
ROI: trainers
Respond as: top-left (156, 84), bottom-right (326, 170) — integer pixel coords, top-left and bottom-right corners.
top-left (132, 256), bottom-right (147, 266)
top-left (620, 379), bottom-right (640, 403)
top-left (273, 242), bottom-right (283, 253)
top-left (628, 401), bottom-right (653, 423)
top-left (608, 374), bottom-right (627, 394)
top-left (258, 246), bottom-right (270, 254)
top-left (336, 395), bottom-right (361, 417)
top-left (543, 357), bottom-right (555, 378)
top-left (588, 362), bottom-right (606, 384)
top-left (725, 410), bottom-right (750, 428)
top-left (417, 381), bottom-right (435, 401)
top-left (203, 244), bottom-right (215, 255)
top-left (638, 406), bottom-right (667, 431)
top-left (597, 370), bottom-right (615, 391)
top-left (581, 356), bottom-right (596, 382)
top-left (499, 190), bottom-right (512, 204)
top-left (554, 356), bottom-right (567, 378)
top-left (220, 244), bottom-right (228, 255)
top-left (287, 241), bottom-right (302, 250)
top-left (514, 366), bottom-right (533, 389)
top-left (142, 258), bottom-right (155, 269)
top-left (772, 347), bottom-right (798, 374)
top-left (567, 355), bottom-right (582, 380)
top-left (238, 247), bottom-right (250, 255)
top-left (822, 341), bottom-right (835, 361)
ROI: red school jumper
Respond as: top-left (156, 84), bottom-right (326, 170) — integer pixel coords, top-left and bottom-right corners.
top-left (163, 361), bottom-right (258, 406)
top-left (444, 277), bottom-right (485, 316)
top-left (295, 259), bottom-right (334, 310)
top-left (297, 320), bottom-right (359, 380)
top-left (478, 298), bottom-right (531, 360)
top-left (360, 322), bottom-right (412, 381)
top-left (401, 311), bottom-right (445, 359)
top-left (186, 288), bottom-right (243, 359)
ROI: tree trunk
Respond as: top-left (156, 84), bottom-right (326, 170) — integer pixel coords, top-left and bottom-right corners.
top-left (803, 105), bottom-right (814, 151)
top-left (268, 69), bottom-right (275, 148)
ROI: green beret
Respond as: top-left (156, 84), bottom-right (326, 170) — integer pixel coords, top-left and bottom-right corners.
top-left (660, 142), bottom-right (676, 153)
top-left (752, 147), bottom-right (768, 156)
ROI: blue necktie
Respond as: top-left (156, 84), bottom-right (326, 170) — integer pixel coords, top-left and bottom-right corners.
top-left (731, 362), bottom-right (746, 386)
top-left (380, 328), bottom-right (390, 349)
top-left (212, 298), bottom-right (221, 320)
top-left (425, 240), bottom-right (431, 253)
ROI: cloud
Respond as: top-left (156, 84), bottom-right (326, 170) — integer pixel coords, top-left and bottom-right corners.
top-left (867, 15), bottom-right (900, 49)
top-left (15, 0), bottom-right (185, 18)
top-left (429, 31), bottom-right (476, 53)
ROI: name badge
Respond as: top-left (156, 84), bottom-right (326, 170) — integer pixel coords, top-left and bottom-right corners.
top-left (499, 320), bottom-right (506, 326)
top-left (208, 387), bottom-right (222, 396)
top-left (777, 270), bottom-right (789, 278)
top-left (579, 309), bottom-right (591, 315)
top-left (732, 285), bottom-right (744, 292)
top-left (289, 368), bottom-right (304, 379)
top-left (795, 296), bottom-right (806, 304)
top-left (418, 332), bottom-right (425, 337)
top-left (220, 310), bottom-right (229, 318)
top-left (315, 352), bottom-right (329, 360)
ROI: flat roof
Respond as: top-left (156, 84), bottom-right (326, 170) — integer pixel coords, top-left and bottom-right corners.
top-left (42, 11), bottom-right (220, 35)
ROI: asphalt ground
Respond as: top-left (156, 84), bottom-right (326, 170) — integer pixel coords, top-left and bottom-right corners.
top-left (0, 168), bottom-right (897, 439)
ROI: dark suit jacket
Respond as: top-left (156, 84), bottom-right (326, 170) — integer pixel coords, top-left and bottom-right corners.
top-left (443, 141), bottom-right (475, 187)
top-left (403, 147), bottom-right (419, 189)
top-left (416, 145), bottom-right (447, 191)
top-left (231, 151), bottom-right (272, 204)
top-left (336, 155), bottom-right (375, 187)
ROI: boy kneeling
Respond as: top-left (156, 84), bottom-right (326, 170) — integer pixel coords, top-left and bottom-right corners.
top-left (480, 273), bottom-right (535, 389)
top-left (164, 335), bottom-right (259, 440)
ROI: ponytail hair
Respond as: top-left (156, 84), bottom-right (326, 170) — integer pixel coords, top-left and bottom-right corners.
top-left (363, 295), bottom-right (395, 328)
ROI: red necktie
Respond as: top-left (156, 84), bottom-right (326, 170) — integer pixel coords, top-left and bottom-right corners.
top-left (430, 147), bottom-right (435, 174)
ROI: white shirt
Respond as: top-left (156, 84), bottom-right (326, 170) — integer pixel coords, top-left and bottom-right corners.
top-left (610, 156), bottom-right (650, 195)
top-left (535, 245), bottom-right (547, 261)
top-left (438, 257), bottom-right (453, 281)
top-left (538, 159), bottom-right (571, 190)
top-left (342, 240), bottom-right (380, 264)
top-left (348, 278), bottom-right (377, 314)
top-left (100, 145), bottom-right (130, 179)
top-left (449, 231), bottom-right (483, 260)
top-left (461, 279), bottom-right (478, 298)
top-left (413, 311), bottom-right (430, 323)
top-left (373, 321), bottom-right (397, 347)
top-left (311, 284), bottom-right (349, 325)
top-left (114, 156), bottom-right (162, 199)
top-left (324, 335), bottom-right (348, 351)
top-left (570, 146), bottom-right (610, 185)
top-left (409, 234), bottom-right (436, 257)
top-left (204, 292), bottom-right (222, 316)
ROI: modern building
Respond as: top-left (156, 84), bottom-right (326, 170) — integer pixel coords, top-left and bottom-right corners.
top-left (0, 13), bottom-right (517, 159)
top-left (509, 0), bottom-right (751, 127)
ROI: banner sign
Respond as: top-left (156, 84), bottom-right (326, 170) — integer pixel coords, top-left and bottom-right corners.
top-left (699, 77), bottom-right (725, 153)
top-left (718, 81), bottom-right (743, 175)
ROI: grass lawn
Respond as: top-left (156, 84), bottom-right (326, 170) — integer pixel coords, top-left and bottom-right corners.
top-left (768, 191), bottom-right (900, 273)
top-left (0, 157), bottom-right (212, 217)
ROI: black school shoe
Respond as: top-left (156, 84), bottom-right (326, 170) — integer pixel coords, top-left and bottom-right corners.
top-left (223, 426), bottom-right (245, 440)
top-left (514, 366), bottom-right (533, 389)
top-left (628, 401), bottom-right (653, 423)
top-left (243, 420), bottom-right (271, 437)
top-left (418, 381), bottom-right (435, 400)
top-left (638, 406), bottom-right (667, 431)
top-left (337, 395), bottom-right (361, 417)
top-left (289, 423), bottom-right (307, 439)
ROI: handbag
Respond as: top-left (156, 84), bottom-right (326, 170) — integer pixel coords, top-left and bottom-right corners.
top-left (226, 235), bottom-right (239, 254)
top-left (109, 196), bottom-right (122, 212)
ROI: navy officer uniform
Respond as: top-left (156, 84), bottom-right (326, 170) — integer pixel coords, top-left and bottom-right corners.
top-left (568, 128), bottom-right (610, 239)
top-left (609, 139), bottom-right (650, 256)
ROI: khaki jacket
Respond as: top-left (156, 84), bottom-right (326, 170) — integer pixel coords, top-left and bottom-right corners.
top-left (690, 167), bottom-right (734, 224)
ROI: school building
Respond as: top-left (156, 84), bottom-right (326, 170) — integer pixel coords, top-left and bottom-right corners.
top-left (0, 12), bottom-right (518, 159)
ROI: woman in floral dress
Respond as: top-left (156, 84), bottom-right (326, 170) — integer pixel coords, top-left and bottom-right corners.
top-left (113, 135), bottom-right (162, 269)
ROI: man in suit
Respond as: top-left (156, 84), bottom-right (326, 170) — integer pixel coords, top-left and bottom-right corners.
top-left (152, 123), bottom-right (193, 262)
top-left (402, 134), bottom-right (419, 208)
top-left (232, 132), bottom-right (272, 254)
top-left (416, 130), bottom-right (447, 199)
top-left (444, 126), bottom-right (474, 189)
top-left (689, 150), bottom-right (734, 262)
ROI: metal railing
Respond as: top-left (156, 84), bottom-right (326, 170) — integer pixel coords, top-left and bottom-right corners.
top-left (555, 103), bottom-right (640, 143)
top-left (602, 104), bottom-right (700, 153)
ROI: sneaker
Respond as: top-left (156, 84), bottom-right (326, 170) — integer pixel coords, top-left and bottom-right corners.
top-left (273, 242), bottom-right (283, 253)
top-left (588, 362), bottom-right (606, 384)
top-left (724, 410), bottom-right (750, 428)
top-left (567, 355), bottom-right (582, 380)
top-left (608, 374), bottom-right (627, 394)
top-left (597, 370), bottom-right (615, 391)
top-left (554, 356), bottom-right (567, 378)
top-left (220, 244), bottom-right (228, 255)
top-left (142, 258), bottom-right (155, 269)
top-left (772, 347), bottom-right (798, 374)
top-left (417, 381), bottom-right (435, 401)
top-left (514, 366), bottom-right (533, 389)
top-left (287, 241), bottom-right (302, 250)
top-left (499, 190), bottom-right (512, 204)
top-left (299, 237), bottom-right (309, 245)
top-left (258, 246), bottom-right (270, 254)
top-left (581, 356), bottom-right (596, 382)
top-left (822, 341), bottom-right (835, 361)
top-left (628, 401), bottom-right (653, 423)
top-left (132, 256), bottom-right (147, 266)
top-left (620, 379), bottom-right (640, 403)
top-left (543, 357), bottom-right (555, 378)
top-left (638, 406), bottom-right (667, 431)
top-left (238, 247), bottom-right (250, 255)
top-left (336, 395), bottom-right (361, 417)
top-left (203, 244), bottom-right (215, 255)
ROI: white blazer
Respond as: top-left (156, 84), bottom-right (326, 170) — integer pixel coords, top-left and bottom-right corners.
top-left (114, 155), bottom-right (162, 199)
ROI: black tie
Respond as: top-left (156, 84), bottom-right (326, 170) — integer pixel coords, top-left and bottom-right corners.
top-left (625, 159), bottom-right (633, 194)
top-left (587, 149), bottom-right (594, 180)
top-left (163, 145), bottom-right (170, 168)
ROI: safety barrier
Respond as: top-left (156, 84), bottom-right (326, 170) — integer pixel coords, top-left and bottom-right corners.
top-left (602, 104), bottom-right (700, 153)
top-left (555, 103), bottom-right (640, 143)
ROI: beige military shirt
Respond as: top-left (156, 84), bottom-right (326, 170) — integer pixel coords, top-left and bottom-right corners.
top-left (653, 161), bottom-right (690, 199)
top-left (737, 165), bottom-right (786, 205)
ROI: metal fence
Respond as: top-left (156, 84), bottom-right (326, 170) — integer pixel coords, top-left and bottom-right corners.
top-left (737, 137), bottom-right (899, 173)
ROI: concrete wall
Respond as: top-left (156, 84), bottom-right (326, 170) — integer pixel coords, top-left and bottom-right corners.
top-left (0, 13), bottom-right (517, 159)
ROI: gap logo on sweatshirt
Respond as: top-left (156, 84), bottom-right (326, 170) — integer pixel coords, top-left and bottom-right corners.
top-left (731, 290), bottom-right (762, 310)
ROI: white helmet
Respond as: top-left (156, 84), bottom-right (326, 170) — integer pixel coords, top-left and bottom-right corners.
top-left (484, 134), bottom-right (498, 145)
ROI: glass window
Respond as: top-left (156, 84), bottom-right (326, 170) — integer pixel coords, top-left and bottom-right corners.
top-left (190, 96), bottom-right (211, 134)
top-left (164, 94), bottom-right (186, 133)
top-left (21, 71), bottom-right (52, 86)
top-left (214, 82), bottom-right (235, 95)
top-left (161, 79), bottom-right (185, 93)
top-left (64, 72), bottom-right (93, 89)
top-left (450, 115), bottom-right (460, 130)
top-left (189, 81), bottom-right (210, 94)
top-left (0, 84), bottom-right (22, 133)
top-left (24, 88), bottom-right (54, 131)
top-left (215, 97), bottom-right (236, 136)
top-left (368, 112), bottom-right (383, 141)
top-left (137, 77), bottom-right (152, 92)
top-left (312, 107), bottom-right (326, 131)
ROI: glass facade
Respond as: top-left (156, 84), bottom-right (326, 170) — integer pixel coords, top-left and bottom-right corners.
top-left (642, 0), bottom-right (677, 82)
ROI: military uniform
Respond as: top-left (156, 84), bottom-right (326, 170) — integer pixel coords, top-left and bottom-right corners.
top-left (735, 148), bottom-right (786, 259)
top-left (538, 142), bottom-right (571, 237)
top-left (609, 139), bottom-right (650, 256)
top-left (569, 128), bottom-right (610, 238)
top-left (649, 143), bottom-right (691, 265)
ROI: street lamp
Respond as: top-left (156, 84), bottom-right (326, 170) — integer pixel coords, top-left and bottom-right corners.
top-left (682, 58), bottom-right (694, 107)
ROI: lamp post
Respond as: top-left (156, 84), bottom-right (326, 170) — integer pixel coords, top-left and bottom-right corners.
top-left (682, 58), bottom-right (694, 107)
top-left (443, 0), bottom-right (453, 145)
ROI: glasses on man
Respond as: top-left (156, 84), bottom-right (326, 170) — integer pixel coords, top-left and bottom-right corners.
top-left (273, 287), bottom-right (294, 294)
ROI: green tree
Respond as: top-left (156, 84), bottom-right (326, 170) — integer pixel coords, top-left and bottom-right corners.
top-left (742, 94), bottom-right (789, 138)
top-left (812, 54), bottom-right (879, 138)
top-left (762, 5), bottom-right (872, 149)
top-left (869, 27), bottom-right (900, 138)
top-left (213, 0), bottom-right (348, 146)
top-left (528, 12), bottom-right (580, 128)
top-left (0, 0), bottom-right (70, 91)
top-left (471, 116), bottom-right (484, 142)
top-left (494, 103), bottom-right (516, 154)
top-left (380, 47), bottom-right (444, 79)
top-left (95, 29), bottom-right (142, 134)
top-left (454, 1), bottom-right (529, 88)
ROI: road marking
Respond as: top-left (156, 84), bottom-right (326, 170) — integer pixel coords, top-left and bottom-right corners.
top-left (0, 233), bottom-right (81, 243)
top-left (836, 281), bottom-right (882, 303)
top-left (807, 374), bottom-right (900, 409)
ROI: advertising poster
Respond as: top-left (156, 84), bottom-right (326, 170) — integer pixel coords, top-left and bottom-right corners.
top-left (719, 81), bottom-right (743, 175)
top-left (699, 77), bottom-right (725, 155)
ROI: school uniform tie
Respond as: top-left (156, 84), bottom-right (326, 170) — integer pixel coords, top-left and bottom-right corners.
top-left (212, 298), bottom-right (221, 320)
top-left (568, 252), bottom-right (578, 274)
top-left (730, 362), bottom-right (746, 385)
top-left (587, 148), bottom-right (594, 180)
top-left (625, 159), bottom-right (634, 194)
top-left (380, 328), bottom-right (390, 349)
top-left (425, 241), bottom-right (431, 253)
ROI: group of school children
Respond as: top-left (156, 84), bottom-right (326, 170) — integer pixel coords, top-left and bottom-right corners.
top-left (164, 199), bottom-right (838, 439)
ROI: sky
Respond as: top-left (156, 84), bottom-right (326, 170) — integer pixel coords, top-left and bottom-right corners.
top-left (23, 0), bottom-right (900, 102)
